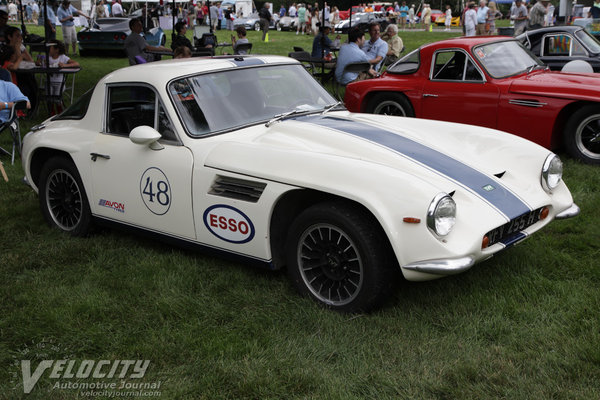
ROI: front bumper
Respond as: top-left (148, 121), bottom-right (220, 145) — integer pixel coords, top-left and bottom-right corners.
top-left (403, 256), bottom-right (475, 276)
top-left (555, 203), bottom-right (580, 219)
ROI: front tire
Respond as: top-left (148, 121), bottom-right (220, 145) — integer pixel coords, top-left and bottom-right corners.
top-left (39, 157), bottom-right (92, 236)
top-left (367, 92), bottom-right (415, 117)
top-left (564, 105), bottom-right (600, 164)
top-left (285, 202), bottom-right (395, 313)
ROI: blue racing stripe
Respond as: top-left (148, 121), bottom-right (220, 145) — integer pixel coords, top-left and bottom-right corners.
top-left (299, 115), bottom-right (531, 220)
top-left (229, 58), bottom-right (265, 67)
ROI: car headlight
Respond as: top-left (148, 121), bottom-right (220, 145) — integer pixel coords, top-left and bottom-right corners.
top-left (541, 154), bottom-right (563, 192)
top-left (427, 193), bottom-right (456, 237)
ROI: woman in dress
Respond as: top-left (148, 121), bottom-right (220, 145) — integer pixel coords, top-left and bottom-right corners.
top-left (486, 1), bottom-right (502, 35)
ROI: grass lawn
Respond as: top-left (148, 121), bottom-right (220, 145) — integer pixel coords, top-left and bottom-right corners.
top-left (1, 23), bottom-right (599, 399)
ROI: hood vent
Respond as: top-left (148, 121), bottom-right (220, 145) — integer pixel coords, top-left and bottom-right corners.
top-left (494, 171), bottom-right (506, 179)
top-left (209, 175), bottom-right (266, 203)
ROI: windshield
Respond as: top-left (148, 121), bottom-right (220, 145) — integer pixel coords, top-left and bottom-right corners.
top-left (169, 64), bottom-right (336, 137)
top-left (472, 40), bottom-right (542, 78)
top-left (576, 29), bottom-right (600, 53)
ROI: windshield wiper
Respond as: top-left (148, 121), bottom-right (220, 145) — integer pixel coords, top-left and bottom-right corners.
top-left (265, 109), bottom-right (308, 127)
top-left (321, 101), bottom-right (345, 115)
top-left (527, 64), bottom-right (542, 74)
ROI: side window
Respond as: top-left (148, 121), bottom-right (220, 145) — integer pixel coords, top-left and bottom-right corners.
top-left (544, 35), bottom-right (571, 56)
top-left (107, 86), bottom-right (156, 136)
top-left (464, 58), bottom-right (484, 81)
top-left (571, 39), bottom-right (586, 56)
top-left (432, 51), bottom-right (466, 81)
top-left (432, 50), bottom-right (481, 82)
top-left (107, 85), bottom-right (177, 142)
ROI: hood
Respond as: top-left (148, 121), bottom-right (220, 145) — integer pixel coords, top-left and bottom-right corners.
top-left (205, 112), bottom-right (552, 220)
top-left (508, 70), bottom-right (600, 101)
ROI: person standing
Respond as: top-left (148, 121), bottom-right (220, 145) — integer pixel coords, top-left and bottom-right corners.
top-left (111, 0), bottom-right (123, 17)
top-left (511, 0), bottom-right (528, 35)
top-left (258, 2), bottom-right (271, 41)
top-left (297, 3), bottom-right (306, 34)
top-left (32, 1), bottom-right (40, 24)
top-left (279, 4), bottom-right (286, 18)
top-left (464, 2), bottom-right (477, 36)
top-left (399, 1), bottom-right (409, 31)
top-left (408, 4), bottom-right (415, 29)
top-left (476, 0), bottom-right (488, 35)
top-left (589, 0), bottom-right (600, 18)
top-left (96, 0), bottom-right (107, 18)
top-left (444, 4), bottom-right (452, 31)
top-left (422, 4), bottom-right (431, 32)
top-left (210, 2), bottom-right (218, 31)
top-left (486, 1), bottom-right (501, 34)
top-left (528, 0), bottom-right (549, 30)
top-left (57, 0), bottom-right (90, 56)
top-left (289, 3), bottom-right (297, 17)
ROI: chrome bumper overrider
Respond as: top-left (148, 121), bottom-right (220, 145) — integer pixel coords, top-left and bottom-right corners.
top-left (403, 256), bottom-right (475, 276)
top-left (555, 203), bottom-right (580, 219)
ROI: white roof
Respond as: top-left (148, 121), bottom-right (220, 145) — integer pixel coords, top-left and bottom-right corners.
top-left (100, 55), bottom-right (298, 87)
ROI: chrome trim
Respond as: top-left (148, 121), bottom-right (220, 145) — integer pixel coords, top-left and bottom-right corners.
top-left (22, 176), bottom-right (31, 187)
top-left (541, 153), bottom-right (563, 193)
top-left (426, 193), bottom-right (456, 237)
top-left (403, 256), bottom-right (475, 275)
top-left (509, 99), bottom-right (547, 108)
top-left (555, 203), bottom-right (580, 219)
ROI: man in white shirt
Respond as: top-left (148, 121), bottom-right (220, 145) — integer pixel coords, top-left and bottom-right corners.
top-left (475, 0), bottom-right (489, 35)
top-left (112, 0), bottom-right (123, 17)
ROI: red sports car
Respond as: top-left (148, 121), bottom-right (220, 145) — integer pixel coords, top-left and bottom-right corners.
top-left (344, 36), bottom-right (600, 164)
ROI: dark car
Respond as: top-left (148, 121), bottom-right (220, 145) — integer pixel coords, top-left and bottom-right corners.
top-left (77, 17), bottom-right (165, 56)
top-left (517, 25), bottom-right (600, 72)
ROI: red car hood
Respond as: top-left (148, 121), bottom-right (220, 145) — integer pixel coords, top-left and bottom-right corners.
top-left (509, 70), bottom-right (600, 101)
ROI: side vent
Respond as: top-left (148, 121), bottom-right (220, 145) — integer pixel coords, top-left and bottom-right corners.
top-left (209, 175), bottom-right (266, 203)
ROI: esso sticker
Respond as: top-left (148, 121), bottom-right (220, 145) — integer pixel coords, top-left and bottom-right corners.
top-left (203, 205), bottom-right (255, 244)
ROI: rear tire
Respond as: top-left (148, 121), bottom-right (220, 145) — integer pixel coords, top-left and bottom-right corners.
top-left (367, 92), bottom-right (415, 117)
top-left (285, 202), bottom-right (395, 313)
top-left (39, 157), bottom-right (92, 236)
top-left (564, 104), bottom-right (600, 164)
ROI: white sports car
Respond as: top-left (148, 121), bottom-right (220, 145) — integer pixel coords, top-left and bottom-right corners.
top-left (22, 56), bottom-right (579, 312)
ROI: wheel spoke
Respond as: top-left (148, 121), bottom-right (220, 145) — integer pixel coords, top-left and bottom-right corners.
top-left (297, 223), bottom-right (364, 306)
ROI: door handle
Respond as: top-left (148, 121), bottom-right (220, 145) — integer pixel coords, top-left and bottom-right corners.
top-left (90, 153), bottom-right (111, 161)
top-left (423, 94), bottom-right (438, 98)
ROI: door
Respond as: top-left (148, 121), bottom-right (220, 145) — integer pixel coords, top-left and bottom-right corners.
top-left (420, 49), bottom-right (500, 129)
top-left (89, 84), bottom-right (196, 240)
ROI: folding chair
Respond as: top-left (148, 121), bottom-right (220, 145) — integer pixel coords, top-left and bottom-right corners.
top-left (0, 100), bottom-right (29, 164)
top-left (233, 42), bottom-right (252, 55)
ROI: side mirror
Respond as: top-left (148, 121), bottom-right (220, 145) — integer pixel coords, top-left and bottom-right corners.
top-left (129, 125), bottom-right (164, 150)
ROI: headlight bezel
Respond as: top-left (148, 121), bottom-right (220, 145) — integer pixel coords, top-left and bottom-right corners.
top-left (426, 193), bottom-right (457, 237)
top-left (541, 154), bottom-right (563, 193)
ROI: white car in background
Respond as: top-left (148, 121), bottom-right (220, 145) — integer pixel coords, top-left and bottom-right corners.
top-left (22, 56), bottom-right (579, 312)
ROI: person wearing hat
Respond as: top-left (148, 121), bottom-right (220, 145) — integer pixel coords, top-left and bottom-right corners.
top-left (57, 0), bottom-right (90, 56)
top-left (528, 0), bottom-right (550, 30)
top-left (311, 22), bottom-right (340, 58)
